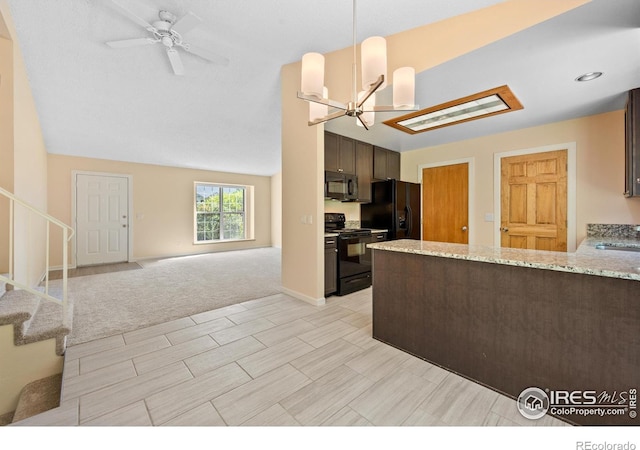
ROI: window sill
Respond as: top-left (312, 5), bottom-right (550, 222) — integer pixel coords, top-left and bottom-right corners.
top-left (193, 238), bottom-right (256, 245)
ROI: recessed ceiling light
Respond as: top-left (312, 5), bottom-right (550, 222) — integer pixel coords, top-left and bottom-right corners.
top-left (575, 72), bottom-right (603, 82)
top-left (384, 85), bottom-right (523, 134)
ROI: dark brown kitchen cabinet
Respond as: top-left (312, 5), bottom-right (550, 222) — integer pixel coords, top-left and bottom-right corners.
top-left (373, 146), bottom-right (400, 181)
top-left (355, 141), bottom-right (374, 203)
top-left (625, 88), bottom-right (640, 197)
top-left (325, 131), bottom-right (356, 175)
top-left (324, 236), bottom-right (338, 296)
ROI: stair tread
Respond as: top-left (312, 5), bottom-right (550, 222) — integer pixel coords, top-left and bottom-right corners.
top-left (11, 373), bottom-right (62, 423)
top-left (0, 290), bottom-right (41, 326)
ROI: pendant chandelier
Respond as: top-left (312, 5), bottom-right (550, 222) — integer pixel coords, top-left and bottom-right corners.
top-left (297, 0), bottom-right (418, 130)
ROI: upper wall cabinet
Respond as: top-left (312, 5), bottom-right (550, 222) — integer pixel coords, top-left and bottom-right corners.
top-left (325, 132), bottom-right (356, 174)
top-left (355, 141), bottom-right (374, 203)
top-left (625, 88), bottom-right (640, 198)
top-left (373, 146), bottom-right (401, 181)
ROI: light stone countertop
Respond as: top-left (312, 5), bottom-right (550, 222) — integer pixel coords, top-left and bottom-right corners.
top-left (368, 236), bottom-right (640, 282)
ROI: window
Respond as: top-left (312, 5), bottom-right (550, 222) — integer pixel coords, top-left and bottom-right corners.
top-left (195, 183), bottom-right (246, 242)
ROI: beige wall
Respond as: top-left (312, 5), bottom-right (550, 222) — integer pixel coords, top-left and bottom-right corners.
top-left (281, 62), bottom-right (325, 305)
top-left (0, 36), bottom-right (13, 274)
top-left (48, 154), bottom-right (273, 265)
top-left (0, 1), bottom-right (48, 285)
top-left (401, 110), bottom-right (640, 247)
top-left (271, 171), bottom-right (282, 249)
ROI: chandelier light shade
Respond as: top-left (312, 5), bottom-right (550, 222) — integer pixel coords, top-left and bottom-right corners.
top-left (361, 36), bottom-right (387, 90)
top-left (296, 0), bottom-right (418, 130)
top-left (393, 67), bottom-right (415, 108)
top-left (301, 52), bottom-right (325, 96)
top-left (309, 87), bottom-right (329, 121)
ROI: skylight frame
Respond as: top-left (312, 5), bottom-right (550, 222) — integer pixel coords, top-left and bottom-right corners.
top-left (383, 85), bottom-right (523, 134)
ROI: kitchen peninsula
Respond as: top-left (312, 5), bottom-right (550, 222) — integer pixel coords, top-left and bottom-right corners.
top-left (368, 227), bottom-right (640, 426)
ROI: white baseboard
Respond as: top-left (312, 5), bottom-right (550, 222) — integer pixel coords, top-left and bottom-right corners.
top-left (280, 287), bottom-right (325, 306)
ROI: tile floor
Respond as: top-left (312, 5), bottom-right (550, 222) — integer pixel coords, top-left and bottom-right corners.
top-left (13, 288), bottom-right (568, 427)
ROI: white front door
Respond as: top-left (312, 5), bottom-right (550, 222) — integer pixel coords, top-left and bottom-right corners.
top-left (76, 174), bottom-right (129, 266)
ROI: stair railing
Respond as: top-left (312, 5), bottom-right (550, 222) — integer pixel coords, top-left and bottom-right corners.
top-left (0, 187), bottom-right (74, 328)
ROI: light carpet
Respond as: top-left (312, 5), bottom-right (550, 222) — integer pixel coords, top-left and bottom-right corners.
top-left (62, 247), bottom-right (281, 346)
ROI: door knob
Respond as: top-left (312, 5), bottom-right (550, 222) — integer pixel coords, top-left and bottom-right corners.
top-left (461, 226), bottom-right (467, 232)
top-left (500, 227), bottom-right (509, 232)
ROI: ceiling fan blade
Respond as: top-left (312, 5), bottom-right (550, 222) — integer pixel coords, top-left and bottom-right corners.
top-left (106, 38), bottom-right (158, 48)
top-left (181, 43), bottom-right (229, 66)
top-left (167, 48), bottom-right (185, 75)
top-left (171, 11), bottom-right (202, 36)
top-left (108, 0), bottom-right (156, 31)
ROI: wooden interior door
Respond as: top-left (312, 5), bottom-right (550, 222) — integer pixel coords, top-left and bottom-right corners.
top-left (500, 150), bottom-right (567, 251)
top-left (422, 163), bottom-right (469, 244)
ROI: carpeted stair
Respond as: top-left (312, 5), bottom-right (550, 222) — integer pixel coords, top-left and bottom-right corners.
top-left (0, 280), bottom-right (72, 424)
top-left (10, 373), bottom-right (63, 423)
top-left (0, 285), bottom-right (73, 356)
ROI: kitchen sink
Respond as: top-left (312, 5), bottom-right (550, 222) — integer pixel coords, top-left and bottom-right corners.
top-left (595, 243), bottom-right (640, 252)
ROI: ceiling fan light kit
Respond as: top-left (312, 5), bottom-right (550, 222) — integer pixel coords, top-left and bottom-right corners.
top-left (105, 0), bottom-right (228, 75)
top-left (297, 0), bottom-right (418, 130)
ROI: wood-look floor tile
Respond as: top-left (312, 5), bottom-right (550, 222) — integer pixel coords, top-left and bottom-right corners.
top-left (63, 358), bottom-right (79, 380)
top-left (408, 372), bottom-right (499, 426)
top-left (65, 334), bottom-right (125, 361)
top-left (80, 335), bottom-right (171, 374)
top-left (146, 362), bottom-right (250, 425)
top-left (239, 293), bottom-right (292, 310)
top-left (81, 401), bottom-right (152, 426)
top-left (213, 364), bottom-right (311, 426)
top-left (290, 338), bottom-right (364, 380)
top-left (345, 341), bottom-right (412, 381)
top-left (165, 317), bottom-right (235, 345)
top-left (79, 361), bottom-right (192, 423)
top-left (237, 337), bottom-right (315, 379)
top-left (209, 318), bottom-right (276, 346)
top-left (184, 336), bottom-right (265, 377)
top-left (401, 356), bottom-right (450, 385)
top-left (322, 406), bottom-right (373, 426)
top-left (241, 403), bottom-right (300, 426)
top-left (349, 368), bottom-right (438, 426)
top-left (263, 304), bottom-right (318, 325)
top-left (297, 320), bottom-right (358, 348)
top-left (123, 317), bottom-right (196, 345)
top-left (301, 306), bottom-right (354, 328)
top-left (281, 365), bottom-right (374, 426)
top-left (252, 319), bottom-right (316, 347)
top-left (133, 335), bottom-right (218, 374)
top-left (490, 394), bottom-right (568, 426)
top-left (226, 304), bottom-right (284, 325)
top-left (341, 325), bottom-right (377, 350)
top-left (483, 411), bottom-right (521, 426)
top-left (161, 402), bottom-right (226, 426)
top-left (339, 311), bottom-right (371, 329)
top-left (62, 360), bottom-right (137, 401)
top-left (190, 304), bottom-right (248, 324)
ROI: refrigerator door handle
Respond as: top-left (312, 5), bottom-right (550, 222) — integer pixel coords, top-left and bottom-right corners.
top-left (407, 205), bottom-right (413, 237)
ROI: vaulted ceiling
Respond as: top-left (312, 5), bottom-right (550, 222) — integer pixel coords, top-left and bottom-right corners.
top-left (5, 0), bottom-right (640, 176)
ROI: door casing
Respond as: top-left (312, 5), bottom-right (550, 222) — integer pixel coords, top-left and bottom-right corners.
top-left (494, 143), bottom-right (577, 252)
top-left (71, 171), bottom-right (134, 267)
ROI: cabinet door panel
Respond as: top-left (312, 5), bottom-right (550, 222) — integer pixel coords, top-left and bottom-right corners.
top-left (325, 132), bottom-right (339, 172)
top-left (356, 142), bottom-right (373, 202)
top-left (338, 136), bottom-right (356, 174)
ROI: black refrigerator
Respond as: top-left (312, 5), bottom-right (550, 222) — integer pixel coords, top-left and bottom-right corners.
top-left (360, 180), bottom-right (421, 240)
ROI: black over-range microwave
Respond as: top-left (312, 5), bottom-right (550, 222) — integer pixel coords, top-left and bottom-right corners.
top-left (325, 171), bottom-right (358, 201)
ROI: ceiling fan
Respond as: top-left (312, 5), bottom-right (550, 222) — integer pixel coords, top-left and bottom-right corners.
top-left (105, 0), bottom-right (228, 75)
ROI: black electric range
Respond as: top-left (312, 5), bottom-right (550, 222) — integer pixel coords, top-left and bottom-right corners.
top-left (325, 213), bottom-right (373, 296)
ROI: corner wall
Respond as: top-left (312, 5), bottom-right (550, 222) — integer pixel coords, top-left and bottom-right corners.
top-left (401, 110), bottom-right (640, 246)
